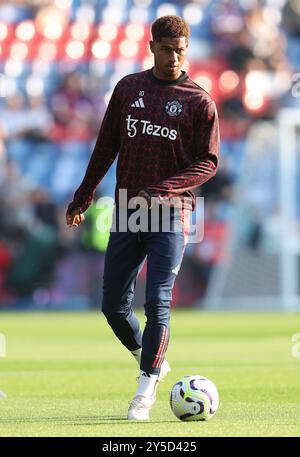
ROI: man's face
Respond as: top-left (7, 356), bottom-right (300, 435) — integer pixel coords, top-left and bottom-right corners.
top-left (150, 36), bottom-right (188, 80)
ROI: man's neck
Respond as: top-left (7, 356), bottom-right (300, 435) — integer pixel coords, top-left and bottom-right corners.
top-left (152, 67), bottom-right (183, 81)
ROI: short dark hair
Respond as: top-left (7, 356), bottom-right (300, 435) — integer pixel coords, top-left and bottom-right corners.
top-left (151, 15), bottom-right (190, 43)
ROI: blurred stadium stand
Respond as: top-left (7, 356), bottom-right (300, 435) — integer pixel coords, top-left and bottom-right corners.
top-left (0, 0), bottom-right (299, 310)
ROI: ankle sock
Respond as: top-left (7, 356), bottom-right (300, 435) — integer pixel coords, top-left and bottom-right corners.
top-left (135, 371), bottom-right (159, 399)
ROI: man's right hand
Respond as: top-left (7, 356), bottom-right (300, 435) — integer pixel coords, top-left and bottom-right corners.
top-left (66, 209), bottom-right (85, 228)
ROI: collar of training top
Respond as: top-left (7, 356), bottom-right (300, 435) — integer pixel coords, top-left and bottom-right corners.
top-left (148, 68), bottom-right (189, 86)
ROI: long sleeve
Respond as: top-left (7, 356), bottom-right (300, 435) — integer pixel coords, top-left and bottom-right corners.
top-left (67, 84), bottom-right (121, 214)
top-left (144, 101), bottom-right (220, 200)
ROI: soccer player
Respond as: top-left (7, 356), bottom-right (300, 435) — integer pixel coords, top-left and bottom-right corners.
top-left (66, 15), bottom-right (220, 420)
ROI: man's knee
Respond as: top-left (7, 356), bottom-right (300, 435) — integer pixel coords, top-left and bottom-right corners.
top-left (144, 298), bottom-right (170, 325)
top-left (101, 300), bottom-right (131, 324)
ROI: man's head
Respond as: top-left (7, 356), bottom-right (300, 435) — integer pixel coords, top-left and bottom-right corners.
top-left (150, 15), bottom-right (190, 81)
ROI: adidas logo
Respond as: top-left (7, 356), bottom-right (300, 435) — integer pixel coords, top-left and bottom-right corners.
top-left (141, 371), bottom-right (151, 377)
top-left (131, 97), bottom-right (145, 108)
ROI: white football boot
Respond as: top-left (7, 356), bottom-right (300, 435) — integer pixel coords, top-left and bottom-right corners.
top-left (127, 360), bottom-right (171, 420)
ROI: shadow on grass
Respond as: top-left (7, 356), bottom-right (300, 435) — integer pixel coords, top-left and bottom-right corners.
top-left (0, 416), bottom-right (179, 425)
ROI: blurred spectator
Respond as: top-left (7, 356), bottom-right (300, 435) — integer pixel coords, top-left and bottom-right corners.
top-left (0, 92), bottom-right (28, 140)
top-left (0, 161), bottom-right (35, 230)
top-left (189, 202), bottom-right (229, 297)
top-left (30, 188), bottom-right (59, 230)
top-left (7, 220), bottom-right (59, 300)
top-left (220, 98), bottom-right (250, 140)
top-left (0, 92), bottom-right (55, 183)
top-left (201, 158), bottom-right (234, 203)
top-left (50, 72), bottom-right (97, 142)
top-left (49, 72), bottom-right (100, 204)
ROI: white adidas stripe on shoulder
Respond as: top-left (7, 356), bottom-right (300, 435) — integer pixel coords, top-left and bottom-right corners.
top-left (131, 97), bottom-right (145, 108)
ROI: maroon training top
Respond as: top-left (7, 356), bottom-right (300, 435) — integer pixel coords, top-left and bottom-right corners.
top-left (68, 68), bottom-right (220, 213)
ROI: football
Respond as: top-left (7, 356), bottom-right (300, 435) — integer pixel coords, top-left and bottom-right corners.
top-left (170, 375), bottom-right (219, 421)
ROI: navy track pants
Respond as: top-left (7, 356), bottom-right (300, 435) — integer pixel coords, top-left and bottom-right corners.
top-left (101, 206), bottom-right (190, 375)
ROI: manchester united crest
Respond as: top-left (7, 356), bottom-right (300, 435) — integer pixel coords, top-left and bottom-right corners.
top-left (165, 100), bottom-right (183, 117)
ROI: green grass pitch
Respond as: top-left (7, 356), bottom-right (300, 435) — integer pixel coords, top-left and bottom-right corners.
top-left (0, 310), bottom-right (299, 437)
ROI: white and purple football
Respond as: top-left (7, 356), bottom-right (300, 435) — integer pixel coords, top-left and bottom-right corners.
top-left (170, 375), bottom-right (219, 421)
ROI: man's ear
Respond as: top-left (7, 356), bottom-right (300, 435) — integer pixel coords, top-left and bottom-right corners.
top-left (149, 40), bottom-right (154, 53)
